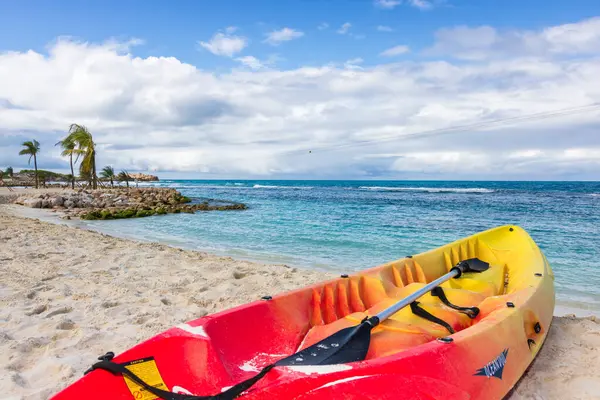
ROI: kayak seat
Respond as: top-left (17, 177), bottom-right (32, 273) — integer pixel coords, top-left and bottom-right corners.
top-left (303, 259), bottom-right (506, 359)
top-left (304, 282), bottom-right (486, 359)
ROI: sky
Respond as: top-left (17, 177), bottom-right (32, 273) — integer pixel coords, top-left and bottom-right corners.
top-left (1, 0), bottom-right (600, 180)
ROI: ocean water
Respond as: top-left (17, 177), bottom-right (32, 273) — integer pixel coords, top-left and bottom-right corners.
top-left (77, 180), bottom-right (600, 315)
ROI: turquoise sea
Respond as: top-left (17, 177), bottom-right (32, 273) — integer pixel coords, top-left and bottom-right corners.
top-left (77, 180), bottom-right (600, 316)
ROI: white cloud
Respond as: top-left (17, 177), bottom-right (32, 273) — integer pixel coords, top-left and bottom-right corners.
top-left (337, 23), bottom-right (352, 35)
top-left (508, 149), bottom-right (543, 159)
top-left (390, 152), bottom-right (491, 173)
top-left (345, 58), bottom-right (364, 65)
top-left (198, 30), bottom-right (247, 57)
top-left (1, 18), bottom-right (600, 179)
top-left (374, 0), bottom-right (432, 9)
top-left (318, 23), bottom-right (329, 30)
top-left (377, 25), bottom-right (394, 32)
top-left (428, 17), bottom-right (600, 60)
top-left (374, 0), bottom-right (401, 9)
top-left (540, 17), bottom-right (600, 54)
top-left (380, 45), bottom-right (410, 56)
top-left (236, 56), bottom-right (264, 70)
top-left (235, 55), bottom-right (281, 70)
top-left (264, 28), bottom-right (304, 46)
top-left (225, 26), bottom-right (238, 34)
top-left (407, 0), bottom-right (432, 10)
top-left (344, 58), bottom-right (364, 70)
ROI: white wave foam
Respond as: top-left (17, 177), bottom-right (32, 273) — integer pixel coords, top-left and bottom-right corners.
top-left (590, 193), bottom-right (600, 197)
top-left (164, 184), bottom-right (252, 189)
top-left (358, 186), bottom-right (494, 193)
top-left (253, 184), bottom-right (313, 189)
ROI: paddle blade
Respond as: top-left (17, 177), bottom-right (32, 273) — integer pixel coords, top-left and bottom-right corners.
top-left (276, 321), bottom-right (375, 366)
top-left (453, 258), bottom-right (490, 277)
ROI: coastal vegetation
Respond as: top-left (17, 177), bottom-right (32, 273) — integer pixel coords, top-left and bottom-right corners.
top-left (55, 134), bottom-right (77, 189)
top-left (63, 124), bottom-right (98, 189)
top-left (18, 140), bottom-right (40, 188)
top-left (5, 124), bottom-right (248, 220)
top-left (6, 124), bottom-right (157, 188)
top-left (19, 169), bottom-right (71, 181)
top-left (117, 170), bottom-right (132, 188)
top-left (101, 166), bottom-right (116, 187)
top-left (4, 124), bottom-right (247, 220)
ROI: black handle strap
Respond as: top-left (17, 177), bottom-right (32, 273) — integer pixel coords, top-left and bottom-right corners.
top-left (85, 353), bottom-right (275, 400)
top-left (430, 287), bottom-right (480, 319)
top-left (409, 301), bottom-right (455, 334)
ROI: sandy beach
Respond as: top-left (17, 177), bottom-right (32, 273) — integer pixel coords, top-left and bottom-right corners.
top-left (1, 201), bottom-right (599, 399)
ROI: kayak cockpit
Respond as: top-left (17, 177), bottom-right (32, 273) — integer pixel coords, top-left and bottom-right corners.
top-left (299, 258), bottom-right (506, 359)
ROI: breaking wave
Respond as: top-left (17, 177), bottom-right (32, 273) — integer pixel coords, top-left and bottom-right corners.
top-left (358, 186), bottom-right (494, 194)
top-left (253, 185), bottom-right (313, 189)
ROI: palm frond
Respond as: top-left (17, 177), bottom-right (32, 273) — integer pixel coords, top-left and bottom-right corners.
top-left (117, 170), bottom-right (131, 180)
top-left (100, 165), bottom-right (115, 178)
top-left (19, 140), bottom-right (40, 164)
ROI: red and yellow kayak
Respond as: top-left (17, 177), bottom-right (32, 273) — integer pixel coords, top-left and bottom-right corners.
top-left (52, 225), bottom-right (555, 399)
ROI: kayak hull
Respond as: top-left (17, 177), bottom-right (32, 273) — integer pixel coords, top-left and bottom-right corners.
top-left (52, 225), bottom-right (555, 399)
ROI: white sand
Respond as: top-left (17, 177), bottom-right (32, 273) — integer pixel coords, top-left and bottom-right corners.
top-left (1, 201), bottom-right (599, 400)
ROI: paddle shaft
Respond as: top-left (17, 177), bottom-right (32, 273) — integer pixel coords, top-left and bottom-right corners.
top-left (374, 268), bottom-right (460, 322)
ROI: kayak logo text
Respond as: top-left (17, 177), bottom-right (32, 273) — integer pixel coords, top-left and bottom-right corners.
top-left (474, 349), bottom-right (509, 379)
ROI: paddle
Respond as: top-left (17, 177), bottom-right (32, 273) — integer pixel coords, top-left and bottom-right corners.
top-left (275, 257), bottom-right (489, 367)
top-left (85, 258), bottom-right (489, 400)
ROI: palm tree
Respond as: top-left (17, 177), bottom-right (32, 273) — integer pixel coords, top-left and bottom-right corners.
top-left (18, 140), bottom-right (40, 188)
top-left (66, 124), bottom-right (97, 189)
top-left (5, 166), bottom-right (13, 178)
top-left (117, 170), bottom-right (131, 188)
top-left (101, 166), bottom-right (116, 187)
top-left (55, 136), bottom-right (78, 189)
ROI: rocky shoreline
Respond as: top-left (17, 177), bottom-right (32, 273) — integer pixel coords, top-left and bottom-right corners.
top-left (10, 188), bottom-right (247, 220)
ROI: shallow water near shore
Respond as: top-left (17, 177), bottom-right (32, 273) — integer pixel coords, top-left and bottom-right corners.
top-left (15, 180), bottom-right (600, 316)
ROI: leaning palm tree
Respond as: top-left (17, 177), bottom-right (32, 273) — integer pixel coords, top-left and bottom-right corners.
top-left (101, 166), bottom-right (116, 187)
top-left (117, 170), bottom-right (131, 188)
top-left (67, 124), bottom-right (97, 189)
top-left (55, 136), bottom-right (78, 189)
top-left (18, 140), bottom-right (41, 188)
top-left (79, 170), bottom-right (92, 188)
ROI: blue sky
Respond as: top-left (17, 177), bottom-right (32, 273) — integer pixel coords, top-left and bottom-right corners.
top-left (1, 0), bottom-right (600, 179)
top-left (2, 0), bottom-right (599, 69)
